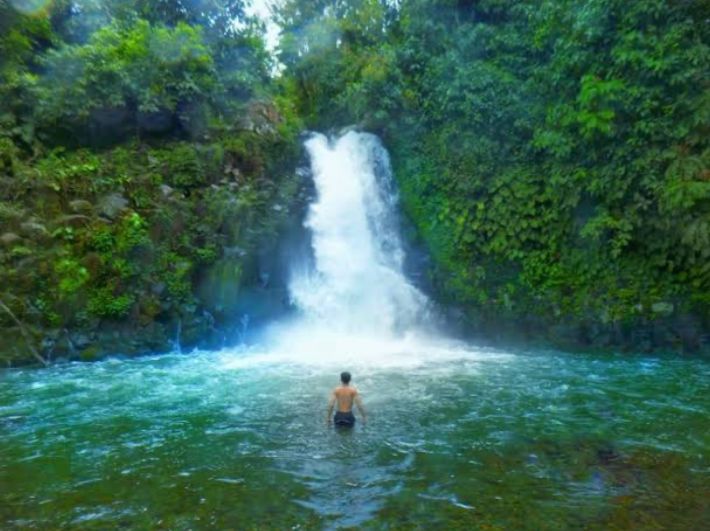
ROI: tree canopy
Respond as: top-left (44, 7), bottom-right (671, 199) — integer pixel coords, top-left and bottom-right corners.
top-left (0, 0), bottom-right (707, 355)
top-left (276, 0), bottom-right (709, 346)
top-left (0, 0), bottom-right (270, 147)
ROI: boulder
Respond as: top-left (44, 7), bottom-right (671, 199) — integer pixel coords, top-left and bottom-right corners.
top-left (19, 220), bottom-right (49, 238)
top-left (98, 193), bottom-right (129, 220)
top-left (236, 101), bottom-right (282, 134)
top-left (0, 232), bottom-right (21, 246)
top-left (651, 302), bottom-right (674, 315)
top-left (151, 282), bottom-right (166, 295)
top-left (68, 199), bottom-right (94, 214)
top-left (160, 184), bottom-right (175, 198)
top-left (70, 333), bottom-right (93, 350)
top-left (53, 214), bottom-right (91, 228)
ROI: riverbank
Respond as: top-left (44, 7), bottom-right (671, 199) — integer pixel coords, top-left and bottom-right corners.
top-left (3, 129), bottom-right (708, 366)
top-left (0, 103), bottom-right (307, 367)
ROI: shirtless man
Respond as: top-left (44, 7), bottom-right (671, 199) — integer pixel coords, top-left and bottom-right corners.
top-left (326, 372), bottom-right (367, 427)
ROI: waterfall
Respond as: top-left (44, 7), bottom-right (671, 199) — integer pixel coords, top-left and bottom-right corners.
top-left (250, 130), bottom-right (451, 368)
top-left (289, 131), bottom-right (429, 337)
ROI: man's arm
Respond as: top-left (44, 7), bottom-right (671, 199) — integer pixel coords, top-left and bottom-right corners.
top-left (354, 392), bottom-right (367, 424)
top-left (325, 391), bottom-right (336, 424)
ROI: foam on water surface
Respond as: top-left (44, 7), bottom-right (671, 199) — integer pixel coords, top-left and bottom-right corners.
top-left (1, 132), bottom-right (708, 529)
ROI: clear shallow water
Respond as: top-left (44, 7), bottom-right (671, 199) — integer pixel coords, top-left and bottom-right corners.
top-left (1, 345), bottom-right (708, 529)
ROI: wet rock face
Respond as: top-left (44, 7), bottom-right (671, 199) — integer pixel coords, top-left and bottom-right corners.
top-left (98, 193), bottom-right (129, 220)
top-left (447, 307), bottom-right (709, 356)
top-left (19, 220), bottom-right (49, 238)
top-left (238, 101), bottom-right (283, 135)
top-left (0, 124), bottom-right (305, 367)
top-left (0, 232), bottom-right (22, 246)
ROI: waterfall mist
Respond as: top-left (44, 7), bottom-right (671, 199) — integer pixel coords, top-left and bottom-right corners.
top-left (290, 131), bottom-right (429, 335)
top-left (239, 130), bottom-right (477, 369)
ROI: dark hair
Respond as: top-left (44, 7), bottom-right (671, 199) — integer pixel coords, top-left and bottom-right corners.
top-left (340, 371), bottom-right (351, 384)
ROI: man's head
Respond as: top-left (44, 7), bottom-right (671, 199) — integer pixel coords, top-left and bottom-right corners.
top-left (340, 371), bottom-right (351, 384)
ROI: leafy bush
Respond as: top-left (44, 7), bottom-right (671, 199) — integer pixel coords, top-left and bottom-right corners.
top-left (277, 0), bottom-right (710, 341)
top-left (88, 288), bottom-right (135, 318)
top-left (32, 20), bottom-right (215, 142)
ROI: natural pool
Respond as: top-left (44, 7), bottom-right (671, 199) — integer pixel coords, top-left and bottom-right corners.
top-left (1, 343), bottom-right (708, 529)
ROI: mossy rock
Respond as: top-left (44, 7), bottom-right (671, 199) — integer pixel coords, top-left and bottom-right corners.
top-left (196, 257), bottom-right (244, 316)
top-left (0, 110), bottom-right (303, 365)
top-left (79, 345), bottom-right (101, 361)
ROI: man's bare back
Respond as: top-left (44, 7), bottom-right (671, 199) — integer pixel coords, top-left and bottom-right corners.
top-left (333, 385), bottom-right (360, 412)
top-left (326, 372), bottom-right (366, 426)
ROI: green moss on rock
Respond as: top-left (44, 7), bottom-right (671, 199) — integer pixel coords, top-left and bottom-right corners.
top-left (0, 116), bottom-right (303, 366)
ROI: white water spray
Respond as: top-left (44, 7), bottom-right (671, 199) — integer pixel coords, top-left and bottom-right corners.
top-left (226, 131), bottom-right (494, 369)
top-left (290, 131), bottom-right (428, 335)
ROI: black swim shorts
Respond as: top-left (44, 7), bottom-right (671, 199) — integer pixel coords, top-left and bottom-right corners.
top-left (334, 411), bottom-right (355, 427)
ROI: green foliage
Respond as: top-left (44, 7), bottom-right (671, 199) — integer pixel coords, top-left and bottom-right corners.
top-left (31, 20), bottom-right (215, 141)
top-left (0, 0), bottom-right (303, 364)
top-left (87, 288), bottom-right (135, 318)
top-left (55, 258), bottom-right (89, 296)
top-left (575, 75), bottom-right (625, 138)
top-left (153, 143), bottom-right (208, 189)
top-left (2, 0), bottom-right (706, 358)
top-left (163, 254), bottom-right (193, 300)
top-left (0, 6), bottom-right (53, 149)
top-left (0, 1), bottom-right (271, 149)
top-left (195, 244), bottom-right (219, 264)
top-left (116, 212), bottom-right (149, 252)
top-left (278, 0), bottom-right (710, 343)
top-left (55, 0), bottom-right (250, 39)
top-left (0, 120), bottom-right (300, 361)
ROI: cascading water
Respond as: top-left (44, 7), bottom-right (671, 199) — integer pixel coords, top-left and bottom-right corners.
top-left (255, 131), bottom-right (451, 367)
top-left (1, 136), bottom-right (706, 531)
top-left (290, 131), bottom-right (428, 336)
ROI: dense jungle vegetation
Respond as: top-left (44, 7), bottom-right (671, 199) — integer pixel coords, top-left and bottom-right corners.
top-left (0, 0), bottom-right (304, 364)
top-left (0, 0), bottom-right (708, 364)
top-left (277, 0), bottom-right (709, 352)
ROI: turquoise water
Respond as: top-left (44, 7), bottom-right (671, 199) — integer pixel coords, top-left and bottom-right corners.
top-left (1, 345), bottom-right (708, 529)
